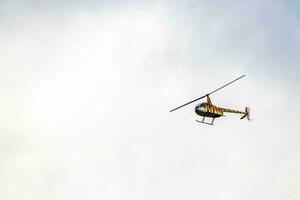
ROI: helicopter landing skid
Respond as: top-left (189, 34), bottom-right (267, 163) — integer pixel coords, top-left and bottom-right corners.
top-left (196, 117), bottom-right (215, 125)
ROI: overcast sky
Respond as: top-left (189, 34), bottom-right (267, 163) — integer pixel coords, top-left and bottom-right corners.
top-left (0, 1), bottom-right (300, 200)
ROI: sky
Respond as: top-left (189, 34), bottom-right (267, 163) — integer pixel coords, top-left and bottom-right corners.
top-left (0, 0), bottom-right (299, 200)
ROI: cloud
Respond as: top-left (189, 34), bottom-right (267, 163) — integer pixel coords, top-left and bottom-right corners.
top-left (0, 1), bottom-right (299, 200)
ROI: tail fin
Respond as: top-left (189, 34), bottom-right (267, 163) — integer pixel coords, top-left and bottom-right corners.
top-left (240, 107), bottom-right (250, 120)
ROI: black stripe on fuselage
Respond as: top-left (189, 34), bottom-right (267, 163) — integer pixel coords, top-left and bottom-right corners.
top-left (195, 109), bottom-right (222, 118)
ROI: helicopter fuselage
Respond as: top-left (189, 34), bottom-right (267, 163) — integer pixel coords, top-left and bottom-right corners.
top-left (195, 102), bottom-right (223, 118)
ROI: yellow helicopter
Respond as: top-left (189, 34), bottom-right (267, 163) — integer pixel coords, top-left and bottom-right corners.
top-left (170, 75), bottom-right (250, 125)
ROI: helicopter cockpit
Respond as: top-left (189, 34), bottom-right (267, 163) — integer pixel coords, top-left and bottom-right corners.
top-left (195, 102), bottom-right (208, 112)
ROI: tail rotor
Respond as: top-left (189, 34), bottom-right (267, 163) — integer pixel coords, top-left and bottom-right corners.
top-left (240, 107), bottom-right (251, 120)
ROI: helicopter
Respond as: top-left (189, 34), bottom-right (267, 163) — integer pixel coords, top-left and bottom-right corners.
top-left (169, 75), bottom-right (250, 125)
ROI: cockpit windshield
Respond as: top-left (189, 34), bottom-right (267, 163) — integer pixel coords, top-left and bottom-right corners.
top-left (196, 102), bottom-right (208, 107)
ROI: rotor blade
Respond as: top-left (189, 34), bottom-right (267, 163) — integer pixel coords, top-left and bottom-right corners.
top-left (169, 94), bottom-right (207, 112)
top-left (169, 75), bottom-right (245, 112)
top-left (208, 75), bottom-right (245, 95)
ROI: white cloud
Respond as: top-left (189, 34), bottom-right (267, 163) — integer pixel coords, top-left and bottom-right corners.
top-left (0, 1), bottom-right (299, 200)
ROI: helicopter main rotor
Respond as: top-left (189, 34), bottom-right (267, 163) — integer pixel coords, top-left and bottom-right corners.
top-left (169, 75), bottom-right (245, 112)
